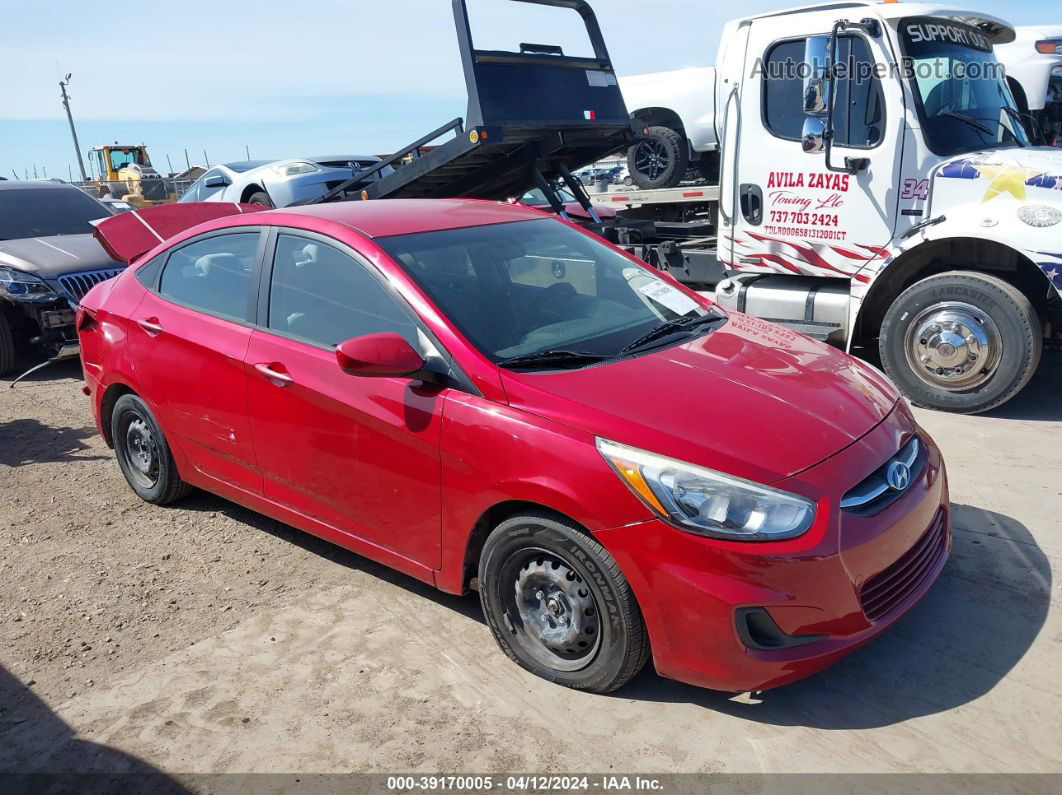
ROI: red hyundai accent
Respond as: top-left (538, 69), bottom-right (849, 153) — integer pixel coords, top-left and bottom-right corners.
top-left (78, 199), bottom-right (950, 693)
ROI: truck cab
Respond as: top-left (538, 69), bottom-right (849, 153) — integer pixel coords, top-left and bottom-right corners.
top-left (620, 2), bottom-right (1062, 414)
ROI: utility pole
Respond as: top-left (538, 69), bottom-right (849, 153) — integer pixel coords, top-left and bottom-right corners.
top-left (246, 144), bottom-right (251, 161)
top-left (184, 149), bottom-right (190, 171)
top-left (42, 166), bottom-right (47, 178)
top-left (33, 165), bottom-right (38, 179)
top-left (203, 149), bottom-right (210, 168)
top-left (59, 74), bottom-right (88, 182)
top-left (166, 154), bottom-right (174, 175)
top-left (68, 164), bottom-right (73, 181)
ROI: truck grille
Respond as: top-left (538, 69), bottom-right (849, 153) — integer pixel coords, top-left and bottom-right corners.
top-left (859, 509), bottom-right (947, 622)
top-left (57, 268), bottom-right (124, 303)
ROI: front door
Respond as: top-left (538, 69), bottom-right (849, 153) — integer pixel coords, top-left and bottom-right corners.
top-left (244, 231), bottom-right (445, 568)
top-left (128, 229), bottom-right (264, 494)
top-left (726, 14), bottom-right (904, 283)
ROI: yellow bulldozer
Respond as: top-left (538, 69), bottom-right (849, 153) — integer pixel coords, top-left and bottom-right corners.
top-left (84, 144), bottom-right (176, 206)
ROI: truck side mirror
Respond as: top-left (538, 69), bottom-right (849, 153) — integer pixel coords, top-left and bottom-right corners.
top-left (802, 35), bottom-right (832, 114)
top-left (802, 117), bottom-right (826, 153)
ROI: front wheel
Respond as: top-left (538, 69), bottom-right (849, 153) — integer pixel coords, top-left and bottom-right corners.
top-left (879, 271), bottom-right (1042, 414)
top-left (246, 190), bottom-right (274, 208)
top-left (478, 511), bottom-right (649, 693)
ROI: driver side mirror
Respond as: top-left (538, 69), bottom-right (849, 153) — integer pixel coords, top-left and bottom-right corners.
top-left (336, 333), bottom-right (427, 378)
top-left (802, 35), bottom-right (832, 115)
top-left (203, 174), bottom-right (230, 188)
top-left (801, 117), bottom-right (826, 153)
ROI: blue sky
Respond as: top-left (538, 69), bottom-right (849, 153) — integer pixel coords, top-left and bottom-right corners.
top-left (1, 0), bottom-right (1057, 179)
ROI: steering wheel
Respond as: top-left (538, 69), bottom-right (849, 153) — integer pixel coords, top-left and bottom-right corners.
top-left (524, 282), bottom-right (578, 329)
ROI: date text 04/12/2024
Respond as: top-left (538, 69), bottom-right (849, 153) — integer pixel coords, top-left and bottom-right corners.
top-left (385, 775), bottom-right (665, 791)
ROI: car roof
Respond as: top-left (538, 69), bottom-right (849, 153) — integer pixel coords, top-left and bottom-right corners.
top-left (271, 199), bottom-right (545, 238)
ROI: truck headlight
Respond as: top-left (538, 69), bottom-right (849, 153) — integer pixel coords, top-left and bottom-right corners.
top-left (597, 438), bottom-right (816, 541)
top-left (0, 266), bottom-right (56, 301)
top-left (270, 161), bottom-right (320, 177)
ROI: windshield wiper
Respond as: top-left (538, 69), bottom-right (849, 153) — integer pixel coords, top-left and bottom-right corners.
top-left (497, 349), bottom-right (609, 370)
top-left (621, 312), bottom-right (726, 354)
top-left (938, 111), bottom-right (995, 139)
top-left (1000, 106), bottom-right (1031, 146)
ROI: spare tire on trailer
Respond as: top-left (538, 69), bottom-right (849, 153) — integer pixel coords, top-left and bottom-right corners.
top-left (627, 126), bottom-right (689, 190)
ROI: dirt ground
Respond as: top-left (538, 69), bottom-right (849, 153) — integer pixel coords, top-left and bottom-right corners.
top-left (0, 354), bottom-right (1060, 778)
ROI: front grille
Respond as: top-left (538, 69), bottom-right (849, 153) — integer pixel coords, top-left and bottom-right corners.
top-left (859, 509), bottom-right (947, 622)
top-left (57, 268), bottom-right (123, 303)
top-left (841, 436), bottom-right (926, 517)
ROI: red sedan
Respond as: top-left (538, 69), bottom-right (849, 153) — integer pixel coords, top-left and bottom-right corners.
top-left (78, 199), bottom-right (949, 693)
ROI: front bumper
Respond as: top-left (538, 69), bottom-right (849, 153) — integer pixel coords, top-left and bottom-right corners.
top-left (595, 404), bottom-right (950, 692)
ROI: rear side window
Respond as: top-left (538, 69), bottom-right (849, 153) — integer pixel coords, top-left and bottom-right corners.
top-left (266, 233), bottom-right (418, 348)
top-left (159, 232), bottom-right (259, 321)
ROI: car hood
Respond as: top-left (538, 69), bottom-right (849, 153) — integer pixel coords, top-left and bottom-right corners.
top-left (0, 234), bottom-right (122, 279)
top-left (500, 313), bottom-right (900, 484)
top-left (934, 146), bottom-right (1062, 200)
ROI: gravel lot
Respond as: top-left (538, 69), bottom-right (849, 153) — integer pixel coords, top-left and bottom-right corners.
top-left (1, 354), bottom-right (1059, 778)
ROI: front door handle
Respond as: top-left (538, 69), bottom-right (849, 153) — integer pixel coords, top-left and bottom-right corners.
top-left (254, 362), bottom-right (294, 387)
top-left (136, 317), bottom-right (163, 336)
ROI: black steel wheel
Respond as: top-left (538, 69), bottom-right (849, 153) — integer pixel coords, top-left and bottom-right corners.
top-left (478, 511), bottom-right (649, 693)
top-left (111, 394), bottom-right (191, 505)
top-left (627, 126), bottom-right (689, 190)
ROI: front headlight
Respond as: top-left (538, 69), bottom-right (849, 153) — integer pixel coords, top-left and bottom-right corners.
top-left (270, 161), bottom-right (320, 177)
top-left (596, 438), bottom-right (816, 541)
top-left (0, 266), bottom-right (56, 301)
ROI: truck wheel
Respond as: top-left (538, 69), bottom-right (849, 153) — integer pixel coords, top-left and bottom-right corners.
top-left (0, 310), bottom-right (16, 376)
top-left (246, 191), bottom-right (274, 208)
top-left (879, 271), bottom-right (1042, 414)
top-left (478, 511), bottom-right (650, 693)
top-left (111, 394), bottom-right (192, 505)
top-left (627, 126), bottom-right (689, 190)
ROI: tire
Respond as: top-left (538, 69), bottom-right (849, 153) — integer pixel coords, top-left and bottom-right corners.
top-left (478, 511), bottom-right (650, 693)
top-left (0, 309), bottom-right (16, 376)
top-left (879, 271), bottom-right (1042, 414)
top-left (246, 190), bottom-right (274, 208)
top-left (623, 175), bottom-right (633, 187)
top-left (627, 126), bottom-right (689, 190)
top-left (111, 394), bottom-right (192, 505)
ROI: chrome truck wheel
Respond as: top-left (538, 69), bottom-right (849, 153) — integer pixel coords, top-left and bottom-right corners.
top-left (880, 271), bottom-right (1042, 415)
top-left (903, 301), bottom-right (1003, 391)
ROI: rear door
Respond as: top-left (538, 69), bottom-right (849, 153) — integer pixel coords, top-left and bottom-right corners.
top-left (727, 14), bottom-right (903, 280)
top-left (128, 229), bottom-right (265, 494)
top-left (243, 230), bottom-right (445, 568)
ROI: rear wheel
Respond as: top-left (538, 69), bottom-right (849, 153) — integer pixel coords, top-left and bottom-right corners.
top-left (246, 190), bottom-right (274, 208)
top-left (0, 310), bottom-right (15, 376)
top-left (478, 511), bottom-right (649, 693)
top-left (111, 394), bottom-right (191, 504)
top-left (879, 271), bottom-right (1042, 414)
top-left (627, 126), bottom-right (689, 190)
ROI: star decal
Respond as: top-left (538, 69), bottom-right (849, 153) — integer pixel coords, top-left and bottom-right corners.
top-left (977, 164), bottom-right (1044, 203)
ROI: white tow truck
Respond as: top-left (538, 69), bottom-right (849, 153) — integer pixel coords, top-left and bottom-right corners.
top-left (611, 1), bottom-right (1062, 414)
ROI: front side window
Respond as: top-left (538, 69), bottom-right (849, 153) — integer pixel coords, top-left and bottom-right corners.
top-left (267, 234), bottom-right (419, 348)
top-left (197, 170), bottom-right (227, 202)
top-left (158, 232), bottom-right (258, 321)
top-left (378, 219), bottom-right (717, 363)
top-left (900, 16), bottom-right (1028, 155)
top-left (763, 36), bottom-right (884, 147)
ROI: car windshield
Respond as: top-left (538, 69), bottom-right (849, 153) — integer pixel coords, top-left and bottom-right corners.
top-left (378, 219), bottom-right (722, 365)
top-left (0, 187), bottom-right (111, 240)
top-left (900, 17), bottom-right (1029, 156)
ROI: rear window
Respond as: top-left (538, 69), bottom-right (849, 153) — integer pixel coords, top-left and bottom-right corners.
top-left (0, 187), bottom-right (111, 240)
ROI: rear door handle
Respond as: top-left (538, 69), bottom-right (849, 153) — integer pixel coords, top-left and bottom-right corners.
top-left (136, 317), bottom-right (163, 336)
top-left (254, 362), bottom-right (294, 387)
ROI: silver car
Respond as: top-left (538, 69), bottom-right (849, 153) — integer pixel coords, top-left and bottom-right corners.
top-left (177, 155), bottom-right (388, 208)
